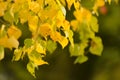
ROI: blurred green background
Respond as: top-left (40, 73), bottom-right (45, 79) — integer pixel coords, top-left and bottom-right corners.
top-left (0, 2), bottom-right (120, 80)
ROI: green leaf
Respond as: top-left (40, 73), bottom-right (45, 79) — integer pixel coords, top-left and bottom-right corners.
top-left (14, 12), bottom-right (19, 24)
top-left (0, 46), bottom-right (4, 60)
top-left (24, 39), bottom-right (33, 48)
top-left (46, 40), bottom-right (57, 53)
top-left (90, 16), bottom-right (99, 32)
top-left (79, 23), bottom-right (95, 40)
top-left (12, 48), bottom-right (23, 61)
top-left (74, 56), bottom-right (88, 64)
top-left (69, 44), bottom-right (81, 56)
top-left (27, 62), bottom-right (36, 77)
top-left (89, 37), bottom-right (103, 56)
top-left (3, 9), bottom-right (14, 23)
top-left (69, 41), bottom-right (87, 56)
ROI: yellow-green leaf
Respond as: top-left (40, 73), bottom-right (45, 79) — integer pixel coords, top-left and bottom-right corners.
top-left (27, 62), bottom-right (36, 77)
top-left (0, 25), bottom-right (7, 38)
top-left (46, 40), bottom-right (57, 53)
top-left (69, 41), bottom-right (88, 56)
top-left (79, 23), bottom-right (95, 40)
top-left (69, 44), bottom-right (81, 56)
top-left (28, 50), bottom-right (48, 66)
top-left (89, 37), bottom-right (103, 56)
top-left (74, 56), bottom-right (88, 64)
top-left (3, 9), bottom-right (14, 23)
top-left (90, 16), bottom-right (99, 32)
top-left (24, 39), bottom-right (33, 48)
top-left (65, 30), bottom-right (74, 47)
top-left (0, 46), bottom-right (4, 60)
top-left (12, 48), bottom-right (23, 61)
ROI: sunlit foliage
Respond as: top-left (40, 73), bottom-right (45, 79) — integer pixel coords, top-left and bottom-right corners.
top-left (0, 0), bottom-right (118, 77)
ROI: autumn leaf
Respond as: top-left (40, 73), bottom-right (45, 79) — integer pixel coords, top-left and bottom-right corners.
top-left (0, 2), bottom-right (7, 16)
top-left (39, 23), bottom-right (52, 39)
top-left (7, 25), bottom-right (22, 39)
top-left (28, 15), bottom-right (38, 33)
top-left (51, 32), bottom-right (68, 48)
top-left (0, 36), bottom-right (19, 49)
top-left (19, 9), bottom-right (30, 24)
top-left (29, 1), bottom-right (40, 13)
top-left (73, 7), bottom-right (91, 23)
top-left (59, 37), bottom-right (68, 49)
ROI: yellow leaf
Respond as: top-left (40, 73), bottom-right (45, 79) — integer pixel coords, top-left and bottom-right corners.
top-left (38, 0), bottom-right (59, 21)
top-left (7, 25), bottom-right (22, 39)
top-left (59, 0), bottom-right (66, 6)
top-left (66, 0), bottom-right (75, 10)
top-left (51, 32), bottom-right (68, 48)
top-left (93, 0), bottom-right (105, 15)
top-left (0, 2), bottom-right (7, 16)
top-left (36, 43), bottom-right (46, 54)
top-left (7, 36), bottom-right (19, 49)
top-left (0, 36), bottom-right (8, 47)
top-left (62, 20), bottom-right (70, 31)
top-left (50, 31), bottom-right (62, 42)
top-left (56, 11), bottom-right (65, 27)
top-left (29, 1), bottom-right (40, 13)
top-left (28, 15), bottom-right (38, 33)
top-left (74, 1), bottom-right (81, 10)
top-left (0, 36), bottom-right (19, 49)
top-left (34, 59), bottom-right (48, 66)
top-left (19, 9), bottom-right (30, 24)
top-left (59, 37), bottom-right (68, 48)
top-left (39, 23), bottom-right (52, 39)
top-left (96, 0), bottom-right (105, 7)
top-left (74, 7), bottom-right (91, 23)
top-left (71, 20), bottom-right (79, 31)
